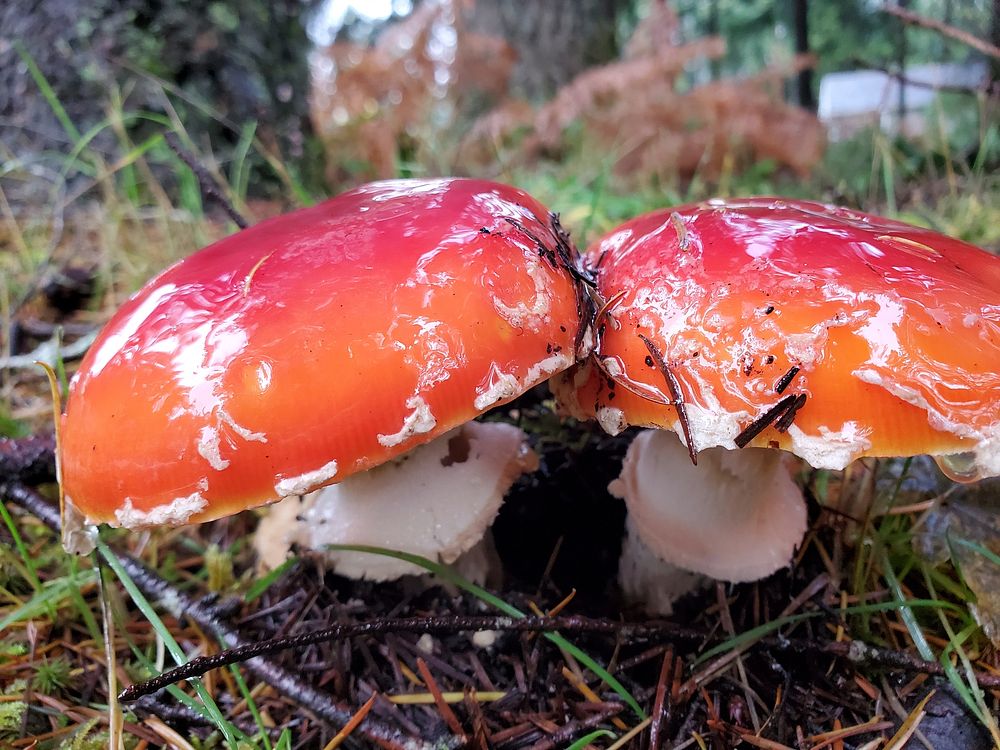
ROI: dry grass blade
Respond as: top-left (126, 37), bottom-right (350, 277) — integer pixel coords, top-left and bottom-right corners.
top-left (649, 646), bottom-right (674, 749)
top-left (416, 657), bottom-right (466, 740)
top-left (144, 716), bottom-right (197, 750)
top-left (606, 717), bottom-right (652, 749)
top-left (322, 693), bottom-right (378, 750)
top-left (882, 690), bottom-right (936, 750)
top-left (809, 717), bottom-right (895, 749)
top-left (388, 691), bottom-right (505, 705)
top-left (561, 666), bottom-right (629, 731)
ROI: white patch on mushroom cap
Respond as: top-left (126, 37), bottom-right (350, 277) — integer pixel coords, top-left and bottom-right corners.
top-left (218, 407), bottom-right (268, 443)
top-left (274, 458), bottom-right (340, 498)
top-left (602, 357), bottom-right (624, 378)
top-left (377, 395), bottom-right (437, 447)
top-left (525, 351), bottom-right (574, 386)
top-left (597, 406), bottom-right (627, 436)
top-left (114, 487), bottom-right (209, 528)
top-left (492, 253), bottom-right (551, 331)
top-left (785, 421), bottom-right (873, 470)
top-left (855, 368), bottom-right (999, 447)
top-left (197, 407), bottom-right (268, 472)
top-left (611, 429), bottom-right (807, 583)
top-left (977, 434), bottom-right (1000, 478)
top-left (258, 422), bottom-right (537, 581)
top-left (62, 494), bottom-right (98, 555)
top-left (474, 370), bottom-right (521, 410)
top-left (853, 292), bottom-right (905, 367)
top-left (475, 351), bottom-right (575, 412)
top-left (197, 426), bottom-right (229, 471)
top-left (671, 397), bottom-right (748, 453)
top-left (854, 368), bottom-right (1000, 479)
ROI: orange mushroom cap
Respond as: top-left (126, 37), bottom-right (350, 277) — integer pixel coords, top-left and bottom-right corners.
top-left (62, 178), bottom-right (588, 527)
top-left (555, 197), bottom-right (1000, 476)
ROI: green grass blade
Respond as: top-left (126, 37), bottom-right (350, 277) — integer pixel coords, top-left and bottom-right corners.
top-left (229, 661), bottom-right (272, 750)
top-left (15, 42), bottom-right (81, 143)
top-left (948, 535), bottom-right (1000, 568)
top-left (67, 555), bottom-right (104, 644)
top-left (880, 548), bottom-right (935, 662)
top-left (695, 613), bottom-right (817, 664)
top-left (922, 566), bottom-right (994, 733)
top-left (0, 499), bottom-right (44, 592)
top-left (0, 568), bottom-right (96, 629)
top-left (566, 729), bottom-right (617, 749)
top-left (245, 557), bottom-right (296, 602)
top-left (96, 539), bottom-right (242, 747)
top-left (230, 121), bottom-right (258, 203)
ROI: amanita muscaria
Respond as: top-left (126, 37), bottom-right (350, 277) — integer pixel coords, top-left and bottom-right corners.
top-left (61, 178), bottom-right (592, 569)
top-left (554, 197), bottom-right (1000, 605)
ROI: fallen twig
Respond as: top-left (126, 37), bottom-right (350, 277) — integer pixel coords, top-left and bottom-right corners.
top-left (0, 435), bottom-right (56, 485)
top-left (1, 482), bottom-right (460, 750)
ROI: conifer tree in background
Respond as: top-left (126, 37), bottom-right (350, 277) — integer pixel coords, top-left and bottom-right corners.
top-left (464, 0), bottom-right (632, 100)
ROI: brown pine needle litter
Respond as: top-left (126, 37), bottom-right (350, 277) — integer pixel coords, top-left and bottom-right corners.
top-left (4, 413), bottom-right (1000, 748)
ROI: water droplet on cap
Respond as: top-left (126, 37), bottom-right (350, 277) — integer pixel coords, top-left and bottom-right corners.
top-left (933, 452), bottom-right (983, 483)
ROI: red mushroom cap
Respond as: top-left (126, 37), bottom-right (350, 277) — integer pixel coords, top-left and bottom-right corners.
top-left (62, 178), bottom-right (587, 527)
top-left (556, 197), bottom-right (1000, 475)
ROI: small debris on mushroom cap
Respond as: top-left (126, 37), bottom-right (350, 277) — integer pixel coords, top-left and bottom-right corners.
top-left (555, 198), bottom-right (1000, 476)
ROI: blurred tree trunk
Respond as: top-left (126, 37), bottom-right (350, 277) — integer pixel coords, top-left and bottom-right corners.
top-left (793, 0), bottom-right (814, 110)
top-left (464, 0), bottom-right (632, 100)
top-left (707, 0), bottom-right (721, 79)
top-left (0, 0), bottom-right (316, 196)
top-left (991, 0), bottom-right (1000, 93)
top-left (896, 0), bottom-right (908, 122)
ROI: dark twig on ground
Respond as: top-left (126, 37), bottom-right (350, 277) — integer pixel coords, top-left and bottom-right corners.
top-left (1, 481), bottom-right (462, 750)
top-left (6, 437), bottom-right (1000, 748)
top-left (113, 590), bottom-right (1000, 702)
top-left (162, 132), bottom-right (249, 229)
top-left (0, 434), bottom-right (56, 485)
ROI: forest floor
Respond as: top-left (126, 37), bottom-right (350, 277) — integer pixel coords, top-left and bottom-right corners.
top-left (1, 123), bottom-right (1000, 748)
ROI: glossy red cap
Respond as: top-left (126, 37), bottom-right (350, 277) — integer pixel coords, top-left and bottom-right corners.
top-left (62, 179), bottom-right (587, 526)
top-left (555, 197), bottom-right (1000, 475)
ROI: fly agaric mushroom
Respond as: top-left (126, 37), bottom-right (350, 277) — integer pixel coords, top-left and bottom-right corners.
top-left (555, 197), bottom-right (1000, 607)
top-left (61, 178), bottom-right (591, 573)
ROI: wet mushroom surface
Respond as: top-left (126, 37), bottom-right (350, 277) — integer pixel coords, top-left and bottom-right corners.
top-left (60, 178), bottom-right (590, 534)
top-left (6, 189), bottom-right (999, 750)
top-left (557, 197), bottom-right (1000, 477)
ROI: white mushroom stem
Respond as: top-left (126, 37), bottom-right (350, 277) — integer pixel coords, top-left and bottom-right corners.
top-left (618, 514), bottom-right (708, 615)
top-left (613, 430), bottom-right (807, 610)
top-left (255, 421), bottom-right (537, 581)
